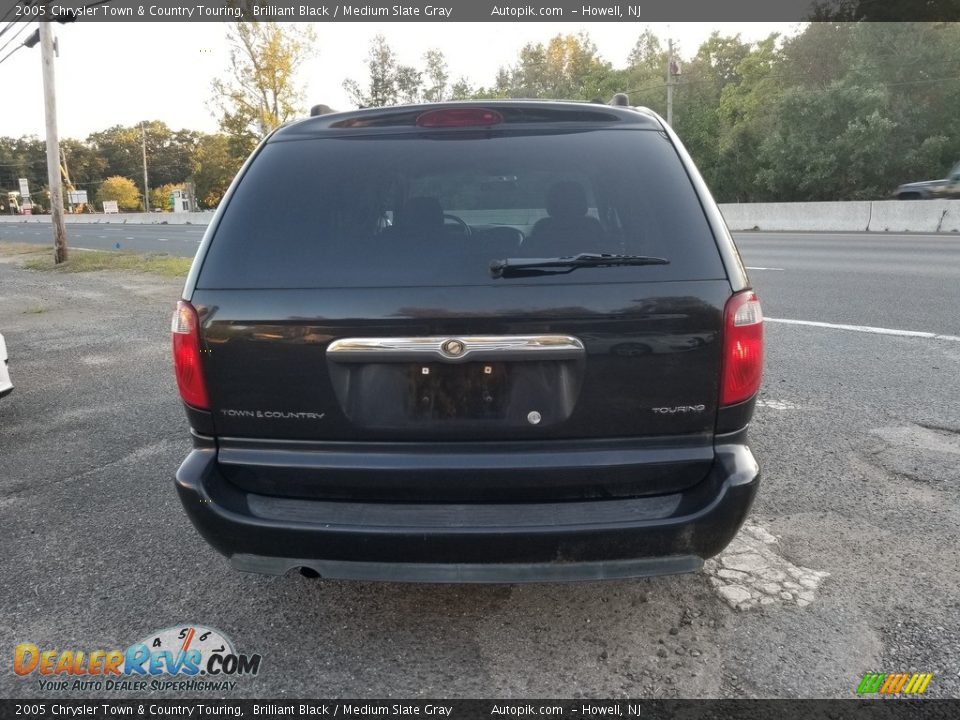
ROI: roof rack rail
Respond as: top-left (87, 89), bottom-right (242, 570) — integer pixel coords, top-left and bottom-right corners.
top-left (310, 104), bottom-right (336, 117)
top-left (609, 93), bottom-right (630, 107)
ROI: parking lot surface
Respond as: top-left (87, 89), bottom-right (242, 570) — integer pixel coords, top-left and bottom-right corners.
top-left (1, 233), bottom-right (958, 699)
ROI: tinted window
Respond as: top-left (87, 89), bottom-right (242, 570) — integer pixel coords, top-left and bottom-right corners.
top-left (198, 129), bottom-right (724, 289)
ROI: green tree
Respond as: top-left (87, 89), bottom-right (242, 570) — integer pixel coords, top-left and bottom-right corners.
top-left (343, 36), bottom-right (453, 107)
top-left (499, 33), bottom-right (614, 100)
top-left (750, 22), bottom-right (960, 201)
top-left (86, 125), bottom-right (140, 180)
top-left (211, 22), bottom-right (316, 157)
top-left (344, 35), bottom-right (398, 107)
top-left (150, 183), bottom-right (183, 212)
top-left (0, 137), bottom-right (46, 199)
top-left (86, 121), bottom-right (195, 188)
top-left (395, 64), bottom-right (423, 104)
top-left (667, 34), bottom-right (753, 200)
top-left (59, 139), bottom-right (107, 192)
top-left (98, 176), bottom-right (141, 211)
top-left (422, 50), bottom-right (449, 102)
top-left (191, 133), bottom-right (241, 209)
top-left (449, 77), bottom-right (476, 100)
top-left (627, 29), bottom-right (665, 74)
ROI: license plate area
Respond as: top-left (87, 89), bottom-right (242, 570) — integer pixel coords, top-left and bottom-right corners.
top-left (326, 334), bottom-right (586, 432)
top-left (408, 361), bottom-right (511, 421)
top-left (327, 360), bottom-right (583, 430)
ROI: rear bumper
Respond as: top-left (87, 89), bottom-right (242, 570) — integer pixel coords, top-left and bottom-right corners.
top-left (175, 441), bottom-right (759, 583)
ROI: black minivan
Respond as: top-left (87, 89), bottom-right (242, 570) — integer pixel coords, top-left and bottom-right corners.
top-left (173, 100), bottom-right (763, 582)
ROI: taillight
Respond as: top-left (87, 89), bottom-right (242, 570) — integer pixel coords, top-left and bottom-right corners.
top-left (171, 300), bottom-right (209, 409)
top-left (416, 108), bottom-right (503, 128)
top-left (720, 290), bottom-right (763, 406)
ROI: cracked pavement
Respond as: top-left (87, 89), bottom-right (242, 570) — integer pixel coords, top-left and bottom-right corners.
top-left (704, 524), bottom-right (830, 611)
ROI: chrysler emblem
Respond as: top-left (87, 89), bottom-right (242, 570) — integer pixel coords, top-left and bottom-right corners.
top-left (441, 339), bottom-right (465, 357)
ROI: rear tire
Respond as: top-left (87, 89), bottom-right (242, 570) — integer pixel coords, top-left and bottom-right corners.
top-left (897, 192), bottom-right (923, 200)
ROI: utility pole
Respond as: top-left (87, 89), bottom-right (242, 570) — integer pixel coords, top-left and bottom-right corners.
top-left (141, 122), bottom-right (149, 212)
top-left (40, 17), bottom-right (68, 263)
top-left (666, 38), bottom-right (675, 126)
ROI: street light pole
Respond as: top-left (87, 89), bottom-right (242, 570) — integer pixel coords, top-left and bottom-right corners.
top-left (666, 38), bottom-right (675, 126)
top-left (40, 18), bottom-right (68, 263)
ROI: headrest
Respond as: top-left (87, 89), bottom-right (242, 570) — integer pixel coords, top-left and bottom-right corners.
top-left (545, 181), bottom-right (589, 220)
top-left (397, 196), bottom-right (444, 229)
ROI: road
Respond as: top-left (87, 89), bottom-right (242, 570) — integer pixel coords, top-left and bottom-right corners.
top-left (0, 221), bottom-right (207, 254)
top-left (0, 228), bottom-right (959, 699)
top-left (3, 222), bottom-right (959, 336)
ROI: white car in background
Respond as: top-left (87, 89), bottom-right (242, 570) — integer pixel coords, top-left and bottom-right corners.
top-left (0, 333), bottom-right (12, 399)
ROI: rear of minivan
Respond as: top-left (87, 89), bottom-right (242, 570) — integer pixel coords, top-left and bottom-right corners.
top-left (173, 101), bottom-right (762, 582)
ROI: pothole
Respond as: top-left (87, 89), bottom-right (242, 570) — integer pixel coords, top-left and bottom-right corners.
top-left (871, 425), bottom-right (960, 456)
top-left (863, 424), bottom-right (960, 491)
top-left (704, 524), bottom-right (829, 611)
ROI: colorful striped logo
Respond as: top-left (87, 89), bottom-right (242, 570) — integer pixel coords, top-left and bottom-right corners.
top-left (857, 672), bottom-right (933, 695)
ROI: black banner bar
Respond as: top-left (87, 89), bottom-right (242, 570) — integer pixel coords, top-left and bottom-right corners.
top-left (3, 700), bottom-right (960, 720)
top-left (4, 0), bottom-right (960, 23)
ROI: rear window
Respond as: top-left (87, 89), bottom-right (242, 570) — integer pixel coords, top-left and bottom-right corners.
top-left (198, 128), bottom-right (725, 289)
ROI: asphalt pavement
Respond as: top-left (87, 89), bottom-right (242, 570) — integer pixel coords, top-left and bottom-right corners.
top-left (2, 222), bottom-right (958, 336)
top-left (0, 229), bottom-right (958, 699)
top-left (0, 221), bottom-right (207, 254)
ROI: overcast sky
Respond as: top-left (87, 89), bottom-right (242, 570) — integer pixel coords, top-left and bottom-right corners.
top-left (0, 22), bottom-right (800, 139)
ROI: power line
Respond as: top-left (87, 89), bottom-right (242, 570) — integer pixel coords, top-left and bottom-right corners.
top-left (0, 0), bottom-right (33, 35)
top-left (0, 37), bottom-right (26, 68)
top-left (0, 19), bottom-right (30, 57)
top-left (0, 12), bottom-right (22, 37)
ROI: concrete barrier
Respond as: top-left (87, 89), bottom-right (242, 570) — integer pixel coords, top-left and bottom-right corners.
top-left (2, 201), bottom-right (959, 233)
top-left (718, 201), bottom-right (875, 233)
top-left (0, 211), bottom-right (211, 225)
top-left (718, 200), bottom-right (960, 233)
top-left (865, 200), bottom-right (960, 233)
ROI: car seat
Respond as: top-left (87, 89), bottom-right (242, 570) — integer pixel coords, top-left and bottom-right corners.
top-left (523, 181), bottom-right (603, 256)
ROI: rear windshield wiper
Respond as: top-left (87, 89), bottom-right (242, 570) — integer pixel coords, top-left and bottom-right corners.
top-left (490, 253), bottom-right (670, 279)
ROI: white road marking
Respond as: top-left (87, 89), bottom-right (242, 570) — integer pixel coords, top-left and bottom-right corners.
top-left (757, 399), bottom-right (801, 411)
top-left (746, 266), bottom-right (785, 271)
top-left (767, 317), bottom-right (960, 342)
top-left (157, 238), bottom-right (168, 242)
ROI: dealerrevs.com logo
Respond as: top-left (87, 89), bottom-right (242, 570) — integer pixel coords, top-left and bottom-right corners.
top-left (14, 625), bottom-right (262, 693)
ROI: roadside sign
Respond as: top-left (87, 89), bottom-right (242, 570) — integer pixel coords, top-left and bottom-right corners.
top-left (18, 178), bottom-right (30, 199)
top-left (67, 190), bottom-right (88, 204)
top-left (102, 200), bottom-right (119, 214)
